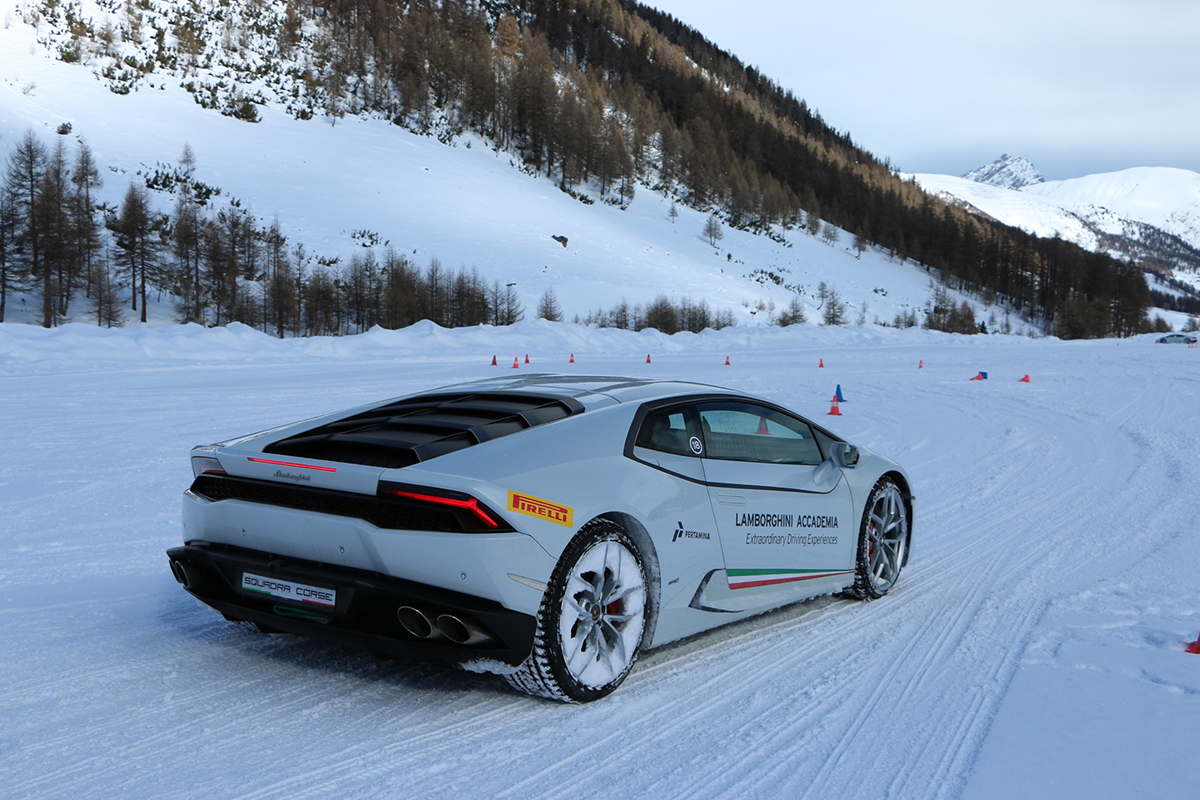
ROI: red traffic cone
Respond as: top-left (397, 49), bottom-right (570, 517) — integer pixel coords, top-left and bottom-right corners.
top-left (827, 395), bottom-right (842, 416)
top-left (491, 355), bottom-right (498, 366)
top-left (1187, 631), bottom-right (1200, 654)
top-left (969, 372), bottom-right (984, 381)
top-left (725, 356), bottom-right (731, 366)
top-left (646, 354), bottom-right (652, 364)
top-left (512, 357), bottom-right (520, 369)
top-left (919, 360), bottom-right (924, 369)
top-left (569, 353), bottom-right (575, 363)
top-left (756, 416), bottom-right (770, 435)
top-left (525, 354), bottom-right (530, 364)
top-left (818, 358), bottom-right (825, 368)
top-left (1019, 374), bottom-right (1030, 383)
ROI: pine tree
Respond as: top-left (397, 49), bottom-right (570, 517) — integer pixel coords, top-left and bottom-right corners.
top-left (821, 222), bottom-right (840, 247)
top-left (70, 140), bottom-right (103, 303)
top-left (703, 213), bottom-right (723, 246)
top-left (775, 296), bottom-right (807, 326)
top-left (537, 286), bottom-right (563, 321)
top-left (172, 192), bottom-right (204, 323)
top-left (643, 294), bottom-right (679, 333)
top-left (818, 282), bottom-right (846, 326)
top-left (0, 191), bottom-right (16, 323)
top-left (423, 257), bottom-right (448, 326)
top-left (171, 143), bottom-right (205, 324)
top-left (806, 209), bottom-right (822, 237)
top-left (262, 217), bottom-right (293, 337)
top-left (91, 256), bottom-right (125, 328)
top-left (503, 282), bottom-right (525, 325)
top-left (495, 16), bottom-right (521, 59)
top-left (112, 183), bottom-right (156, 323)
top-left (853, 233), bottom-right (867, 259)
top-left (36, 136), bottom-right (75, 325)
top-left (5, 130), bottom-right (48, 324)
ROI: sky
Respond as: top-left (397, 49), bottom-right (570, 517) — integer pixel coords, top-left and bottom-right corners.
top-left (644, 0), bottom-right (1200, 181)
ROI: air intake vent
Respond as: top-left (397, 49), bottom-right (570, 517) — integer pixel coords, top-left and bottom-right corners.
top-left (263, 392), bottom-right (584, 468)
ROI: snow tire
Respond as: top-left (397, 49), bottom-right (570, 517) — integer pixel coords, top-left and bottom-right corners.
top-left (847, 478), bottom-right (908, 601)
top-left (505, 519), bottom-right (648, 703)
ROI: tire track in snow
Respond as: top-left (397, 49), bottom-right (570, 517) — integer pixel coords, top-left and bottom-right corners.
top-left (6, 343), bottom-right (1197, 800)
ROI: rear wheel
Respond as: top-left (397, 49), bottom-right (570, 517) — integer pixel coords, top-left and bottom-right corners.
top-left (848, 478), bottom-right (908, 600)
top-left (505, 519), bottom-right (648, 702)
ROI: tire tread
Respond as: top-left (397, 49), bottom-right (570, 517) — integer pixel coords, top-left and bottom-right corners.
top-left (504, 518), bottom-right (644, 702)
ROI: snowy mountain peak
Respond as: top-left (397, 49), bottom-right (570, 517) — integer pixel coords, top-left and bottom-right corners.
top-left (963, 154), bottom-right (1045, 190)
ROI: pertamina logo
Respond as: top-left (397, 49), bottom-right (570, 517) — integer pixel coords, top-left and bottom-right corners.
top-left (507, 491), bottom-right (574, 528)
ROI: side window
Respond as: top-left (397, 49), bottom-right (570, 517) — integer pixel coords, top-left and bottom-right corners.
top-left (697, 402), bottom-right (822, 465)
top-left (635, 406), bottom-right (703, 457)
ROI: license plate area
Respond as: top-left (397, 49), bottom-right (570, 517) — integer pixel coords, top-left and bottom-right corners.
top-left (240, 572), bottom-right (337, 609)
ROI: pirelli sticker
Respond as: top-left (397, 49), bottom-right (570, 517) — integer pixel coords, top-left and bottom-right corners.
top-left (507, 491), bottom-right (574, 528)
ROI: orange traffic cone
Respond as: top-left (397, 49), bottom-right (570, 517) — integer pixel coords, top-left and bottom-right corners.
top-left (827, 395), bottom-right (842, 416)
top-left (524, 354), bottom-right (530, 364)
top-left (569, 353), bottom-right (575, 363)
top-left (1019, 374), bottom-right (1030, 383)
top-left (491, 355), bottom-right (498, 366)
top-left (919, 360), bottom-right (924, 369)
top-left (512, 357), bottom-right (519, 369)
top-left (725, 356), bottom-right (731, 366)
top-left (818, 358), bottom-right (825, 368)
top-left (969, 372), bottom-right (985, 381)
top-left (646, 354), bottom-right (652, 364)
top-left (1187, 630), bottom-right (1200, 654)
top-left (756, 416), bottom-right (770, 434)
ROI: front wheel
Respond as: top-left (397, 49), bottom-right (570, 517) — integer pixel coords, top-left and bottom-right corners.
top-left (505, 519), bottom-right (648, 702)
top-left (847, 478), bottom-right (908, 600)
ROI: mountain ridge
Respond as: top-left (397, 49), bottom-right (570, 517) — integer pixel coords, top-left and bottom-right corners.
top-left (917, 163), bottom-right (1200, 294)
top-left (963, 154), bottom-right (1044, 190)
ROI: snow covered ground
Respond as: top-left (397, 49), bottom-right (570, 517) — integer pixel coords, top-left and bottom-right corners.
top-left (3, 321), bottom-right (1198, 799)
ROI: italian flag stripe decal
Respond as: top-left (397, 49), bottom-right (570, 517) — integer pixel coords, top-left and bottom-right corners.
top-left (727, 568), bottom-right (854, 590)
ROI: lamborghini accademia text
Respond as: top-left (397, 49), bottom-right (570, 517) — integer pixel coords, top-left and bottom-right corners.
top-left (168, 375), bottom-right (913, 701)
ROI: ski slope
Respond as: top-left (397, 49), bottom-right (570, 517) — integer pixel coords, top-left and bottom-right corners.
top-left (2, 322), bottom-right (1198, 798)
top-left (0, 0), bottom-right (952, 330)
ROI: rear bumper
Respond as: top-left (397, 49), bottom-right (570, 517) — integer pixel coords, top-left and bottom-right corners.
top-left (167, 542), bottom-right (537, 667)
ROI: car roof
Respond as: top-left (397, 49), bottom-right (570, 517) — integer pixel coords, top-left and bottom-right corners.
top-left (430, 374), bottom-right (741, 406)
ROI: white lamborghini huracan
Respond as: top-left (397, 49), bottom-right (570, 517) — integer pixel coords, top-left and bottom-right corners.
top-left (168, 375), bottom-right (913, 701)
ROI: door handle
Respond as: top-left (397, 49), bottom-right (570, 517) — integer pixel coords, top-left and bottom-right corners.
top-left (715, 493), bottom-right (746, 505)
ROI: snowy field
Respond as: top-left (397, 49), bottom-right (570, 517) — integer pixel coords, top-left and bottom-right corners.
top-left (2, 321), bottom-right (1199, 799)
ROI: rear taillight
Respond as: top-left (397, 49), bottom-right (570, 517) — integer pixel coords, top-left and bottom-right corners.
top-left (378, 481), bottom-right (513, 533)
top-left (390, 489), bottom-right (502, 529)
top-left (191, 456), bottom-right (227, 478)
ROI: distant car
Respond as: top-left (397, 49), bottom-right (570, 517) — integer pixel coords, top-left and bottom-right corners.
top-left (168, 375), bottom-right (913, 701)
top-left (1156, 333), bottom-right (1197, 344)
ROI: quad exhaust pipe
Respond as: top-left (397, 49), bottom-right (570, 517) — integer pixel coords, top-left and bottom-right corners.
top-left (397, 605), bottom-right (494, 646)
top-left (397, 605), bottom-right (439, 639)
top-left (436, 613), bottom-right (494, 646)
top-left (169, 558), bottom-right (206, 592)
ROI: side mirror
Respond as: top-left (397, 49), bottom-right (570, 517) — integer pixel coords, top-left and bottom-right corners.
top-left (831, 443), bottom-right (859, 468)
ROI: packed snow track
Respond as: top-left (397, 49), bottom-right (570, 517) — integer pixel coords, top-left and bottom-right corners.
top-left (2, 323), bottom-right (1197, 799)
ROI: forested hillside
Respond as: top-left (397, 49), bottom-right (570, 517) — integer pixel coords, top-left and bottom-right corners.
top-left (2, 0), bottom-right (1149, 337)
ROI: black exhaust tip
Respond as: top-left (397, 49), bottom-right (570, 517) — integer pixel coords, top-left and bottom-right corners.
top-left (169, 559), bottom-right (190, 587)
